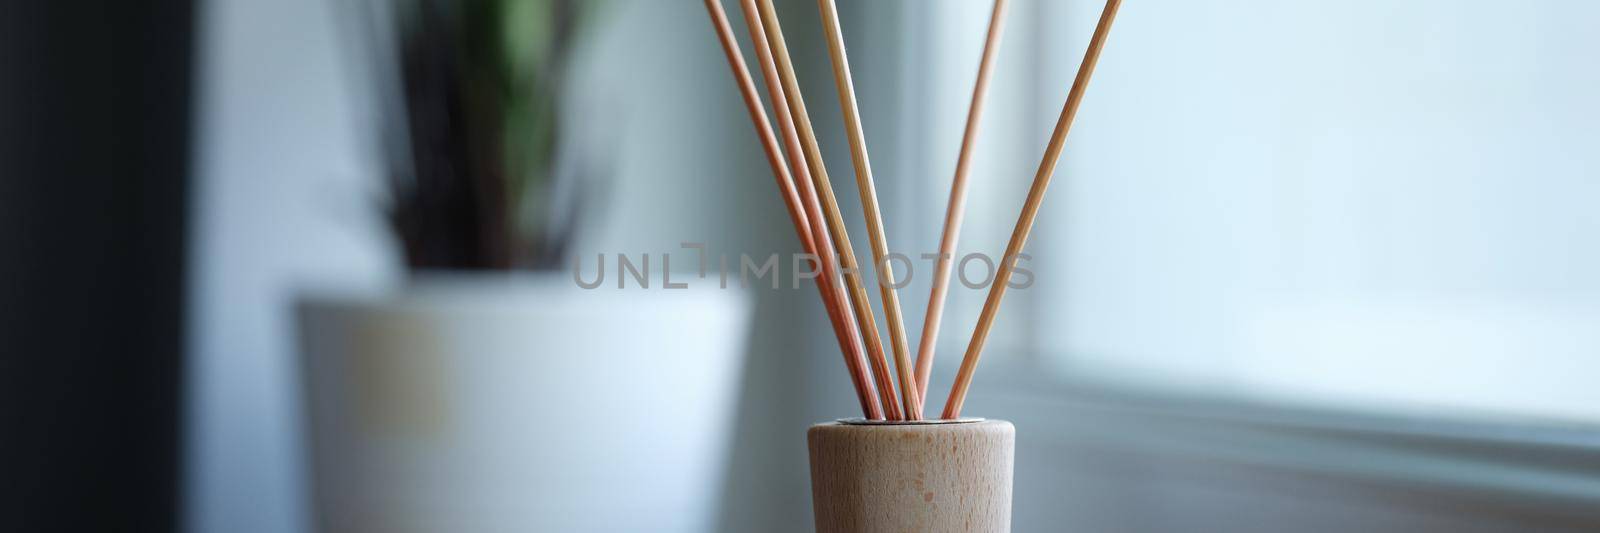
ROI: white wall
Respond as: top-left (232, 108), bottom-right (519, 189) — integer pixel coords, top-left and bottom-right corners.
top-left (185, 0), bottom-right (396, 530)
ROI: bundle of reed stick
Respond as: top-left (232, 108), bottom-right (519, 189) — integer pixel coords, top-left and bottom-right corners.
top-left (703, 0), bottom-right (1121, 420)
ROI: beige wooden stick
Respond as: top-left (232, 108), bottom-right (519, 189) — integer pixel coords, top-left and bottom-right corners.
top-left (701, 0), bottom-right (880, 418)
top-left (913, 0), bottom-right (1009, 413)
top-left (732, 0), bottom-right (883, 420)
top-left (755, 0), bottom-right (903, 420)
top-left (815, 0), bottom-right (920, 420)
top-left (944, 0), bottom-right (1121, 419)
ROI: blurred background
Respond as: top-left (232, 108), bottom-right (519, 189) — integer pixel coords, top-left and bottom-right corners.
top-left (6, 0), bottom-right (1600, 532)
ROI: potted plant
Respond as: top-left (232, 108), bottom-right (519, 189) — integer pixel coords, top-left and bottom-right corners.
top-left (297, 2), bottom-right (750, 531)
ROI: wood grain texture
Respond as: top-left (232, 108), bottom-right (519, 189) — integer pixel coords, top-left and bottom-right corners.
top-left (815, 0), bottom-right (920, 420)
top-left (944, 0), bottom-right (1122, 419)
top-left (914, 0), bottom-right (1009, 414)
top-left (808, 420), bottom-right (1015, 532)
top-left (755, 0), bottom-right (903, 419)
top-left (702, 0), bottom-right (880, 417)
top-left (735, 0), bottom-right (882, 420)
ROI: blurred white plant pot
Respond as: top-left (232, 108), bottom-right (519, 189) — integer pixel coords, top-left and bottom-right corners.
top-left (297, 275), bottom-right (750, 533)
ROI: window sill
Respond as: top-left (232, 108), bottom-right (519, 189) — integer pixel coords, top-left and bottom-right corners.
top-left (961, 362), bottom-right (1600, 526)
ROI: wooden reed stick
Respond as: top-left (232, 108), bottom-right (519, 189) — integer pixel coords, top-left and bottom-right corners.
top-left (733, 0), bottom-right (884, 420)
top-left (944, 0), bottom-right (1121, 419)
top-left (701, 0), bottom-right (880, 418)
top-left (814, 0), bottom-right (920, 420)
top-left (913, 0), bottom-right (1009, 414)
top-left (755, 0), bottom-right (903, 420)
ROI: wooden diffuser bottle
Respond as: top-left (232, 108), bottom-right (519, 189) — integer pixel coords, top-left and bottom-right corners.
top-left (808, 419), bottom-right (1015, 532)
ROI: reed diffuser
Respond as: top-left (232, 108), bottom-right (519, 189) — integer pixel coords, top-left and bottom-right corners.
top-left (704, 0), bottom-right (1122, 529)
